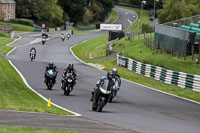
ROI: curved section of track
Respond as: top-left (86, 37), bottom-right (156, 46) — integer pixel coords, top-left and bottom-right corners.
top-left (6, 7), bottom-right (200, 133)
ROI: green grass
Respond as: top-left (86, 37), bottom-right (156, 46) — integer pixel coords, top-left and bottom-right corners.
top-left (72, 35), bottom-right (200, 102)
top-left (0, 37), bottom-right (17, 56)
top-left (113, 35), bottom-right (200, 75)
top-left (72, 34), bottom-right (108, 60)
top-left (0, 59), bottom-right (72, 115)
top-left (0, 125), bottom-right (79, 133)
top-left (0, 22), bottom-right (34, 32)
top-left (0, 31), bottom-right (10, 38)
top-left (72, 27), bottom-right (89, 35)
top-left (107, 10), bottom-right (118, 24)
top-left (115, 5), bottom-right (151, 32)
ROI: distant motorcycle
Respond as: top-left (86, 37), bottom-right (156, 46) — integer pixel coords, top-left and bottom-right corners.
top-left (61, 34), bottom-right (65, 42)
top-left (42, 36), bottom-right (46, 45)
top-left (67, 34), bottom-right (70, 40)
top-left (45, 69), bottom-right (57, 90)
top-left (92, 80), bottom-right (112, 112)
top-left (30, 50), bottom-right (36, 61)
top-left (61, 73), bottom-right (75, 96)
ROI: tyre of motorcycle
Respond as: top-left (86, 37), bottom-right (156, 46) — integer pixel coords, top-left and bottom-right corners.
top-left (65, 84), bottom-right (72, 96)
top-left (108, 90), bottom-right (117, 103)
top-left (97, 96), bottom-right (106, 112)
top-left (47, 80), bottom-right (53, 90)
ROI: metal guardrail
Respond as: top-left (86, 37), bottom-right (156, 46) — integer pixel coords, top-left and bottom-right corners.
top-left (117, 55), bottom-right (200, 92)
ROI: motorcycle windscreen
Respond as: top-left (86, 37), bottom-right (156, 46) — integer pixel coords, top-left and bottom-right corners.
top-left (48, 70), bottom-right (54, 75)
top-left (101, 79), bottom-right (111, 91)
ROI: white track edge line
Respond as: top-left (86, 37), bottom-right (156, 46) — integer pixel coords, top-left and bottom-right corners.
top-left (70, 40), bottom-right (200, 106)
top-left (8, 60), bottom-right (81, 116)
top-left (6, 35), bottom-right (22, 56)
top-left (6, 35), bottom-right (82, 116)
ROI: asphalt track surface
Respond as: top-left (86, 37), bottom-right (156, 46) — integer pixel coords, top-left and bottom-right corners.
top-left (4, 7), bottom-right (200, 133)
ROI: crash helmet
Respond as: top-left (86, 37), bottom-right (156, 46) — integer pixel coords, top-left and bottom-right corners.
top-left (107, 71), bottom-right (113, 80)
top-left (48, 62), bottom-right (54, 68)
top-left (68, 64), bottom-right (72, 69)
top-left (112, 68), bottom-right (118, 76)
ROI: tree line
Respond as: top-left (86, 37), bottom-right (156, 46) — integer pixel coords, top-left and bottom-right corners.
top-left (15, 0), bottom-right (113, 26)
top-left (115, 0), bottom-right (200, 23)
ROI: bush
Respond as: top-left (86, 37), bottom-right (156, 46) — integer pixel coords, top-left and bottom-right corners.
top-left (142, 23), bottom-right (153, 33)
top-left (10, 19), bottom-right (34, 26)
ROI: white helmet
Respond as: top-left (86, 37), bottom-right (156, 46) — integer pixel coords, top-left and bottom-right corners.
top-left (112, 68), bottom-right (118, 75)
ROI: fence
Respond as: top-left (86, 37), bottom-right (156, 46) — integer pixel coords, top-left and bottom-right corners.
top-left (117, 55), bottom-right (200, 92)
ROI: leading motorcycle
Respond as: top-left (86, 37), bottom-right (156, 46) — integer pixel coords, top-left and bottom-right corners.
top-left (61, 73), bottom-right (75, 96)
top-left (92, 80), bottom-right (112, 112)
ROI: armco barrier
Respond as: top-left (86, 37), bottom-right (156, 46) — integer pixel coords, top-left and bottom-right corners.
top-left (117, 55), bottom-right (200, 92)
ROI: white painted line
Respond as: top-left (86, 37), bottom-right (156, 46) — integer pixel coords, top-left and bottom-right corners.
top-left (6, 35), bottom-right (82, 116)
top-left (113, 9), bottom-right (119, 24)
top-left (125, 12), bottom-right (128, 15)
top-left (0, 109), bottom-right (78, 117)
top-left (70, 40), bottom-right (200, 106)
top-left (127, 19), bottom-right (132, 24)
top-left (133, 16), bottom-right (135, 18)
top-left (6, 35), bottom-right (22, 56)
top-left (8, 60), bottom-right (81, 116)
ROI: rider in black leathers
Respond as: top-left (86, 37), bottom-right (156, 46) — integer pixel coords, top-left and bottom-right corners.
top-left (44, 62), bottom-right (58, 84)
top-left (91, 71), bottom-right (115, 106)
top-left (29, 47), bottom-right (36, 59)
top-left (63, 64), bottom-right (76, 85)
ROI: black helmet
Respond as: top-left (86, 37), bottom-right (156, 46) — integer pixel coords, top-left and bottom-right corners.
top-left (49, 62), bottom-right (54, 68)
top-left (107, 71), bottom-right (113, 80)
top-left (68, 64), bottom-right (72, 69)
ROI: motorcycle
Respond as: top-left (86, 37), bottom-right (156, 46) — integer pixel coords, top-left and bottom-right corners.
top-left (42, 36), bottom-right (46, 45)
top-left (30, 50), bottom-right (36, 61)
top-left (61, 73), bottom-right (75, 96)
top-left (92, 80), bottom-right (112, 112)
top-left (45, 69), bottom-right (57, 90)
top-left (67, 34), bottom-right (70, 40)
top-left (61, 35), bottom-right (65, 42)
top-left (108, 78), bottom-right (120, 103)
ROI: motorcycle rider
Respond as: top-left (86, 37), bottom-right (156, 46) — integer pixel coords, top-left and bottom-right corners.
top-left (112, 68), bottom-right (121, 89)
top-left (60, 32), bottom-right (65, 41)
top-left (44, 62), bottom-right (58, 84)
top-left (67, 33), bottom-right (70, 40)
top-left (29, 47), bottom-right (36, 59)
top-left (91, 71), bottom-right (115, 106)
top-left (63, 64), bottom-right (76, 85)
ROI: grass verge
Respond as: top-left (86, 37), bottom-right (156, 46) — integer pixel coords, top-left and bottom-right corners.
top-left (0, 125), bottom-right (79, 133)
top-left (107, 10), bottom-right (118, 24)
top-left (72, 35), bottom-right (200, 102)
top-left (0, 22), bottom-right (34, 32)
top-left (0, 59), bottom-right (72, 115)
top-left (0, 36), bottom-right (19, 56)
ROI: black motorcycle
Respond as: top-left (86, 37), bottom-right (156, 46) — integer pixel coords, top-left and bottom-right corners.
top-left (42, 36), bottom-right (46, 45)
top-left (45, 69), bottom-right (57, 90)
top-left (92, 80), bottom-right (112, 112)
top-left (61, 73), bottom-right (75, 96)
top-left (108, 78), bottom-right (120, 103)
top-left (30, 50), bottom-right (36, 61)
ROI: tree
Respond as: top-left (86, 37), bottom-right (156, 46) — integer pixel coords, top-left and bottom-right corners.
top-left (158, 0), bottom-right (191, 23)
top-left (15, 0), bottom-right (63, 26)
